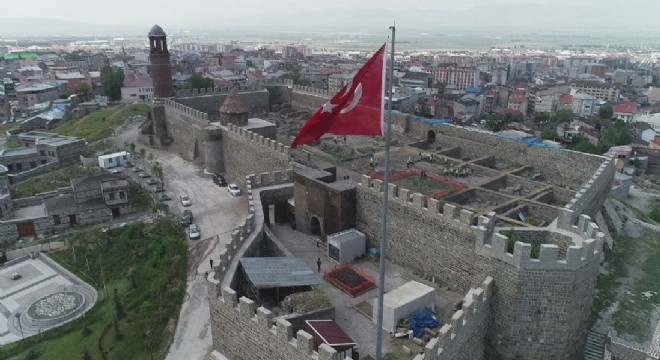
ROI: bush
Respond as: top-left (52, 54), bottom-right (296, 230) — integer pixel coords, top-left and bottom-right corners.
top-left (81, 326), bottom-right (91, 337)
top-left (25, 349), bottom-right (41, 359)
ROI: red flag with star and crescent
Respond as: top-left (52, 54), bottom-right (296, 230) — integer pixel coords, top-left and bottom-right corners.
top-left (291, 44), bottom-right (386, 149)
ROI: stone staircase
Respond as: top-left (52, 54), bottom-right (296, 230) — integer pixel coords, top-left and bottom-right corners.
top-left (584, 330), bottom-right (607, 360)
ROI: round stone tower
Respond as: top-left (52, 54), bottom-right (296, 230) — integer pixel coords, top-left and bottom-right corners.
top-left (148, 24), bottom-right (175, 99)
top-left (219, 90), bottom-right (249, 127)
top-left (204, 126), bottom-right (225, 175)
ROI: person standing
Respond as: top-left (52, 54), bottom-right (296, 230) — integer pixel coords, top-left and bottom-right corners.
top-left (317, 258), bottom-right (322, 272)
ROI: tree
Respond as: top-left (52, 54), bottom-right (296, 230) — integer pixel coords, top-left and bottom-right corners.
top-left (601, 119), bottom-right (632, 147)
top-left (113, 288), bottom-right (125, 319)
top-left (573, 135), bottom-right (599, 154)
top-left (152, 161), bottom-right (164, 184)
top-left (100, 66), bottom-right (124, 101)
top-left (246, 59), bottom-right (254, 68)
top-left (599, 105), bottom-right (613, 119)
top-left (553, 109), bottom-right (573, 123)
top-left (593, 118), bottom-right (602, 131)
top-left (139, 148), bottom-right (146, 159)
top-left (418, 104), bottom-right (432, 118)
top-left (183, 73), bottom-right (214, 90)
top-left (81, 345), bottom-right (92, 360)
top-left (484, 114), bottom-right (518, 132)
top-left (533, 112), bottom-right (550, 123)
top-left (129, 142), bottom-right (136, 154)
top-left (78, 83), bottom-right (92, 96)
top-left (541, 129), bottom-right (556, 140)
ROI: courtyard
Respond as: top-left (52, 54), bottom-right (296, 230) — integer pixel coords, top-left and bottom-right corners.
top-left (0, 254), bottom-right (96, 346)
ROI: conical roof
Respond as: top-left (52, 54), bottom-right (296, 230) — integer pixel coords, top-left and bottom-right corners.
top-left (220, 90), bottom-right (248, 114)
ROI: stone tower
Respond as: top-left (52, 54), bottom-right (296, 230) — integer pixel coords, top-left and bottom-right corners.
top-left (219, 90), bottom-right (249, 126)
top-left (148, 24), bottom-right (175, 99)
top-left (0, 164), bottom-right (14, 220)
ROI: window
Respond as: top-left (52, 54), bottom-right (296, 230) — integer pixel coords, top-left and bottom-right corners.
top-left (53, 215), bottom-right (61, 225)
top-left (109, 193), bottom-right (115, 200)
top-left (119, 192), bottom-right (125, 199)
top-left (109, 157), bottom-right (113, 163)
top-left (16, 163), bottom-right (22, 170)
top-left (40, 150), bottom-right (45, 156)
top-left (30, 161), bottom-right (36, 168)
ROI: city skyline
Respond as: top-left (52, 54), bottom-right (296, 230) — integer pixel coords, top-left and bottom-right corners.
top-left (1, 0), bottom-right (660, 36)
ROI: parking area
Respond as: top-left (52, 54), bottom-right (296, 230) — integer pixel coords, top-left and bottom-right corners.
top-left (113, 123), bottom-right (249, 360)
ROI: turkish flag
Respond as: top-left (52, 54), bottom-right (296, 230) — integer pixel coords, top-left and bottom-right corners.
top-left (291, 44), bottom-right (386, 149)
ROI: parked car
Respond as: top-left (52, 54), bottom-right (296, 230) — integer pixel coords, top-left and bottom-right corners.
top-left (180, 195), bottom-right (192, 206)
top-left (180, 209), bottom-right (193, 226)
top-left (152, 186), bottom-right (165, 193)
top-left (188, 224), bottom-right (200, 239)
top-left (131, 166), bottom-right (143, 173)
top-left (124, 162), bottom-right (134, 168)
top-left (213, 174), bottom-right (227, 186)
top-left (146, 178), bottom-right (158, 185)
top-left (138, 172), bottom-right (151, 178)
top-left (227, 183), bottom-right (241, 196)
top-left (158, 193), bottom-right (171, 201)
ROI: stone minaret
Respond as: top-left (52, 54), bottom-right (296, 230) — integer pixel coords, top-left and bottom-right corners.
top-left (148, 24), bottom-right (175, 99)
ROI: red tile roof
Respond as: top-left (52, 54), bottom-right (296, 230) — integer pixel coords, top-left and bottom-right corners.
top-left (613, 101), bottom-right (636, 114)
top-left (559, 94), bottom-right (573, 105)
top-left (306, 320), bottom-right (355, 347)
top-left (652, 137), bottom-right (660, 146)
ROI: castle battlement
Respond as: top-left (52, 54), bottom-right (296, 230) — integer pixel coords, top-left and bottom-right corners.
top-left (414, 277), bottom-right (493, 360)
top-left (225, 123), bottom-right (290, 159)
top-left (263, 78), bottom-right (294, 86)
top-left (211, 287), bottom-right (349, 360)
top-left (558, 155), bottom-right (616, 228)
top-left (358, 174), bottom-right (475, 226)
top-left (291, 84), bottom-right (332, 97)
top-left (164, 99), bottom-right (209, 122)
top-left (247, 170), bottom-right (293, 189)
top-left (473, 212), bottom-right (605, 270)
top-left (175, 84), bottom-right (266, 97)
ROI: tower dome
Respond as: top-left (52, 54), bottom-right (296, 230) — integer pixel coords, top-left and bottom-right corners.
top-left (149, 24), bottom-right (166, 37)
top-left (219, 90), bottom-right (249, 126)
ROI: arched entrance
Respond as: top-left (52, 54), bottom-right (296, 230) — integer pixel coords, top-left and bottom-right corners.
top-left (427, 130), bottom-right (436, 144)
top-left (310, 216), bottom-right (321, 237)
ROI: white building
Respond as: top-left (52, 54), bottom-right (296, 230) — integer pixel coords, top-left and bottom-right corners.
top-left (98, 151), bottom-right (131, 169)
top-left (121, 74), bottom-right (153, 103)
top-left (571, 93), bottom-right (596, 118)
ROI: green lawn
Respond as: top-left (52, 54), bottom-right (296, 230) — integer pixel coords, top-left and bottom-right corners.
top-left (0, 120), bottom-right (22, 136)
top-left (4, 137), bottom-right (22, 148)
top-left (52, 104), bottom-right (147, 143)
top-left (1, 218), bottom-right (187, 360)
top-left (10, 163), bottom-right (104, 198)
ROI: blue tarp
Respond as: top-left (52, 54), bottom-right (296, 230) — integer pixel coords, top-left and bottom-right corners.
top-left (409, 308), bottom-right (441, 337)
top-left (496, 133), bottom-right (564, 151)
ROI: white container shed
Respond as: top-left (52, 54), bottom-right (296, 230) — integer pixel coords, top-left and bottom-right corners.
top-left (373, 281), bottom-right (436, 333)
top-left (98, 151), bottom-right (131, 169)
top-left (327, 229), bottom-right (366, 264)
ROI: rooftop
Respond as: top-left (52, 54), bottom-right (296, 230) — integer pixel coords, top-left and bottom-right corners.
top-left (305, 320), bottom-right (356, 347)
top-left (149, 24), bottom-right (166, 37)
top-left (239, 257), bottom-right (320, 288)
top-left (613, 101), bottom-right (637, 114)
top-left (123, 74), bottom-right (153, 88)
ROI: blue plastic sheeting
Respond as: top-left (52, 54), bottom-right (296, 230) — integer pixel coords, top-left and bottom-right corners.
top-left (423, 119), bottom-right (451, 126)
top-left (409, 308), bottom-right (441, 337)
top-left (496, 133), bottom-right (564, 151)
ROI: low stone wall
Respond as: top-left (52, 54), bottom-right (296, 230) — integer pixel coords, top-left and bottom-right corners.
top-left (5, 241), bottom-right (66, 260)
top-left (8, 161), bottom-right (60, 184)
top-left (609, 339), bottom-right (657, 360)
top-left (175, 85), bottom-right (269, 118)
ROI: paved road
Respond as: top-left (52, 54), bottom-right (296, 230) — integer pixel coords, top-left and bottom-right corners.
top-left (113, 124), bottom-right (248, 360)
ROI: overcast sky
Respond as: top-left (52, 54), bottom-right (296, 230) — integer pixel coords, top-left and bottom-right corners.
top-left (2, 0), bottom-right (659, 35)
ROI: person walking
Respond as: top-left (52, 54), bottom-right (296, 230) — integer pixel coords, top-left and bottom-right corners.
top-left (317, 258), bottom-right (322, 273)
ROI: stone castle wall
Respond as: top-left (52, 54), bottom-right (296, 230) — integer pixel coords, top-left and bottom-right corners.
top-left (163, 100), bottom-right (210, 164)
top-left (175, 85), bottom-right (269, 120)
top-left (222, 124), bottom-right (290, 189)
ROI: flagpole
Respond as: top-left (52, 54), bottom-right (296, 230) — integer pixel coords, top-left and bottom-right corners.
top-left (375, 24), bottom-right (395, 360)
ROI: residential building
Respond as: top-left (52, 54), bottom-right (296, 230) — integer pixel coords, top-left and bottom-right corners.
top-left (613, 70), bottom-right (647, 88)
top-left (121, 74), bottom-right (153, 103)
top-left (400, 72), bottom-right (432, 89)
top-left (55, 72), bottom-right (90, 93)
top-left (612, 101), bottom-right (637, 123)
top-left (571, 81), bottom-right (620, 102)
top-left (431, 64), bottom-right (479, 92)
top-left (507, 92), bottom-right (528, 115)
top-left (528, 85), bottom-right (571, 114)
top-left (647, 87), bottom-right (660, 104)
top-left (16, 81), bottom-right (67, 109)
top-left (571, 93), bottom-right (597, 118)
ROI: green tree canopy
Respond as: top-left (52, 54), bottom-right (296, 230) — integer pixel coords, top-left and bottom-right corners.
top-left (100, 66), bottom-right (124, 101)
top-left (541, 128), bottom-right (556, 140)
top-left (77, 82), bottom-right (91, 95)
top-left (553, 109), bottom-right (573, 123)
top-left (599, 105), bottom-right (613, 119)
top-left (183, 73), bottom-right (214, 90)
top-left (484, 113), bottom-right (519, 132)
top-left (533, 112), bottom-right (551, 123)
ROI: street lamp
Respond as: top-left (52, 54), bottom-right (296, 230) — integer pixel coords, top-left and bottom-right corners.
top-left (15, 312), bottom-right (24, 340)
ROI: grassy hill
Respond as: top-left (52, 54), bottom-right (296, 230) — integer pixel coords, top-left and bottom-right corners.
top-left (1, 218), bottom-right (187, 360)
top-left (52, 104), bottom-right (147, 143)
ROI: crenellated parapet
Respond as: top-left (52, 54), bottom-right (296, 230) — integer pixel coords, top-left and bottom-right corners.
top-left (175, 84), bottom-right (266, 97)
top-left (291, 84), bottom-right (332, 97)
top-left (164, 99), bottom-right (209, 122)
top-left (224, 123), bottom-right (290, 159)
top-left (358, 174), bottom-right (475, 226)
top-left (558, 155), bottom-right (616, 229)
top-left (473, 212), bottom-right (605, 270)
top-left (246, 170), bottom-right (293, 190)
top-left (414, 277), bottom-right (493, 360)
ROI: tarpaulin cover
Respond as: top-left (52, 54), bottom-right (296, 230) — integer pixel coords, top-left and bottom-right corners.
top-left (409, 308), bottom-right (441, 337)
